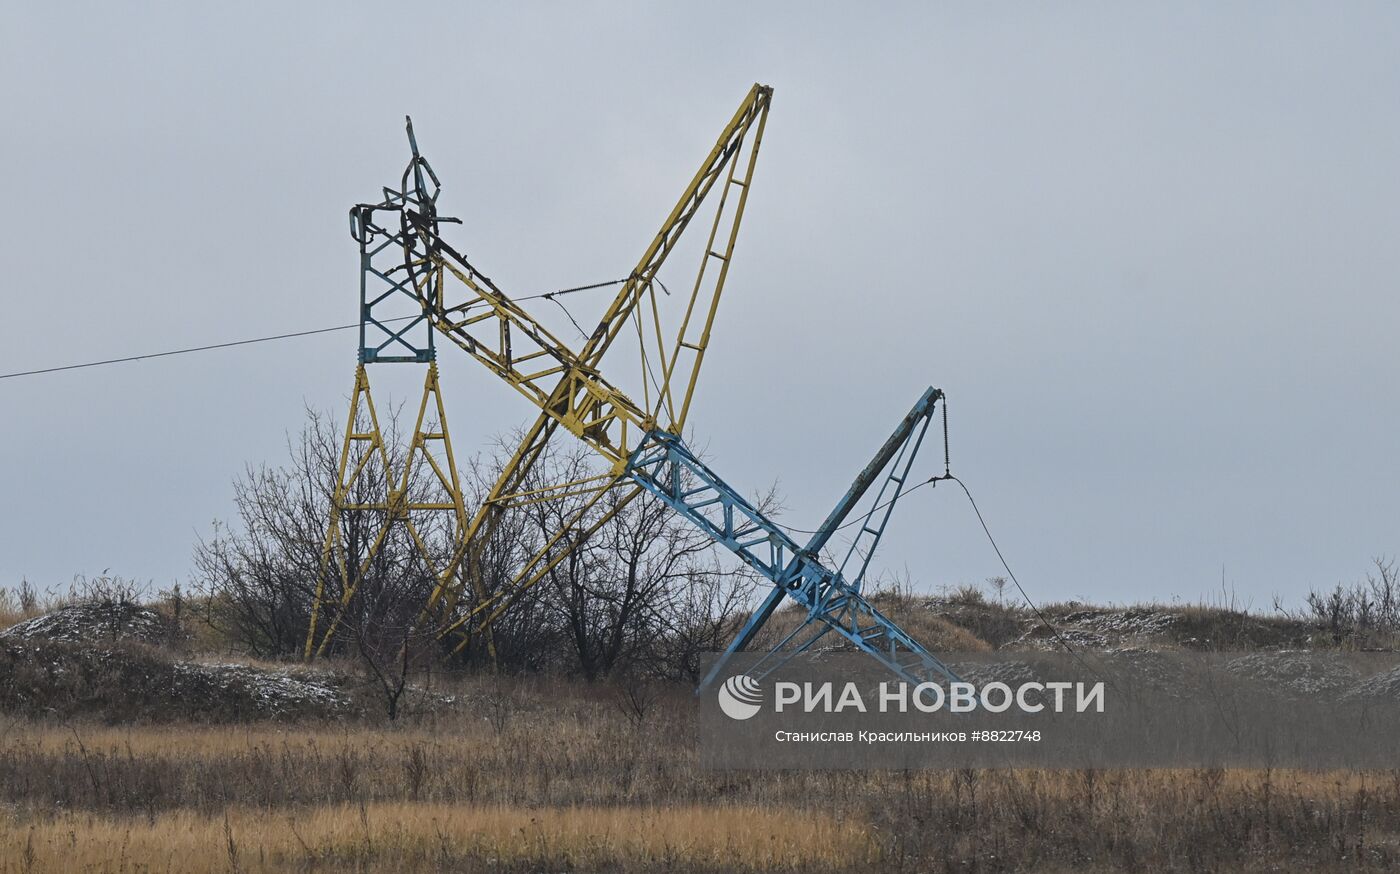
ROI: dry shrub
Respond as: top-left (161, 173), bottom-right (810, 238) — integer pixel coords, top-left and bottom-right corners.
top-left (0, 581), bottom-right (48, 633)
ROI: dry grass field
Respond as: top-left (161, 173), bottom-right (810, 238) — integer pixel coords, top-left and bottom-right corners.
top-left (5, 584), bottom-right (1400, 870)
top-left (2, 672), bottom-right (1400, 872)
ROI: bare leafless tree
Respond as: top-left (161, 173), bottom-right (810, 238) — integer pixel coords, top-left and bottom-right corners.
top-left (192, 408), bottom-right (361, 656)
top-left (195, 407), bottom-right (770, 697)
top-left (1297, 556), bottom-right (1400, 647)
top-left (512, 440), bottom-right (761, 681)
top-left (193, 407), bottom-right (441, 639)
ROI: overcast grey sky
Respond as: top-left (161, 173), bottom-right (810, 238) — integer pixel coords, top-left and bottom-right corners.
top-left (3, 3), bottom-right (1397, 609)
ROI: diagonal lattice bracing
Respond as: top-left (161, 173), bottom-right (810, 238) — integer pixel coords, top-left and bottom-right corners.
top-left (313, 85), bottom-right (964, 693)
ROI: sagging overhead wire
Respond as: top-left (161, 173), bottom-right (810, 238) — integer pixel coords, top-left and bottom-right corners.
top-left (950, 473), bottom-right (1124, 692)
top-left (546, 297), bottom-right (589, 339)
top-left (0, 321), bottom-right (385, 381)
top-left (944, 476), bottom-right (1082, 657)
top-left (0, 279), bottom-right (629, 382)
top-left (793, 467), bottom-right (1119, 689)
top-left (770, 397), bottom-right (1114, 685)
top-left (774, 476), bottom-right (945, 536)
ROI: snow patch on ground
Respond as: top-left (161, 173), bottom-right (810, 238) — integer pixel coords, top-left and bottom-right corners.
top-left (1, 605), bottom-right (355, 721)
top-left (1223, 652), bottom-right (1361, 698)
top-left (175, 662), bottom-right (352, 717)
top-left (0, 602), bottom-right (171, 646)
top-left (1344, 665), bottom-right (1400, 702)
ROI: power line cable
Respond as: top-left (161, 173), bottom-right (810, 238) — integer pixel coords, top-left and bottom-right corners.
top-left (769, 407), bottom-right (1115, 685)
top-left (946, 476), bottom-right (1078, 655)
top-left (947, 475), bottom-right (1122, 690)
top-left (774, 477), bottom-right (941, 535)
top-left (546, 297), bottom-right (589, 339)
top-left (0, 279), bottom-right (628, 382)
top-left (0, 321), bottom-right (389, 381)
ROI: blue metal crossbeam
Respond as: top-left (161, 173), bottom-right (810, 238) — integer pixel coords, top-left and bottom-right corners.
top-left (351, 116), bottom-right (449, 365)
top-left (625, 397), bottom-right (962, 690)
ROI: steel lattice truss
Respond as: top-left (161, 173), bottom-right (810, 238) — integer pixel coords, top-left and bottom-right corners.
top-left (310, 84), bottom-right (962, 689)
top-left (304, 123), bottom-right (478, 661)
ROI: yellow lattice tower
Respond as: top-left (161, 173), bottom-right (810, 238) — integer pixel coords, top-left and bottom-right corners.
top-left (303, 116), bottom-right (499, 661)
top-left (304, 362), bottom-right (478, 659)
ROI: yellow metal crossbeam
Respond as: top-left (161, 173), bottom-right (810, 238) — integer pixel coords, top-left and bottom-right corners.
top-left (304, 363), bottom-right (480, 659)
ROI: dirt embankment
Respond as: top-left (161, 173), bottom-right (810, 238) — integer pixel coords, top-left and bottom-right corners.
top-left (929, 596), bottom-right (1319, 652)
top-left (0, 603), bottom-right (354, 722)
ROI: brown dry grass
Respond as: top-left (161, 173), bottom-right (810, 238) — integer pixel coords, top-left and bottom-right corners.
top-left (0, 802), bottom-right (871, 873)
top-left (2, 671), bottom-right (1400, 871)
top-left (0, 599), bottom-right (42, 633)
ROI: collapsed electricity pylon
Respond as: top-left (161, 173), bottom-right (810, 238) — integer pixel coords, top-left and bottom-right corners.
top-left (319, 85), bottom-right (963, 690)
top-left (303, 121), bottom-right (477, 660)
